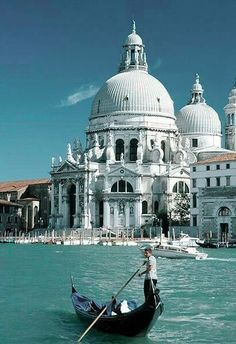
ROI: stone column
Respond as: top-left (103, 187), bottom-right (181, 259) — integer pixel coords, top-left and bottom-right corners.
top-left (25, 205), bottom-right (29, 232)
top-left (51, 181), bottom-right (55, 214)
top-left (125, 201), bottom-right (130, 228)
top-left (63, 194), bottom-right (69, 228)
top-left (136, 175), bottom-right (142, 192)
top-left (135, 196), bottom-right (142, 228)
top-left (114, 202), bottom-right (118, 229)
top-left (55, 181), bottom-right (63, 229)
top-left (48, 182), bottom-right (55, 228)
top-left (103, 198), bottom-right (110, 229)
top-left (87, 171), bottom-right (93, 229)
top-left (73, 178), bottom-right (80, 227)
top-left (58, 182), bottom-right (62, 214)
top-left (83, 172), bottom-right (89, 229)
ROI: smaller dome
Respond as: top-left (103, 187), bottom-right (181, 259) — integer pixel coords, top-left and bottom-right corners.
top-left (176, 74), bottom-right (221, 135)
top-left (176, 103), bottom-right (221, 134)
top-left (125, 32), bottom-right (143, 46)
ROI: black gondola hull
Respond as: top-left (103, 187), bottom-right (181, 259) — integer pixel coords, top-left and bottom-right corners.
top-left (71, 287), bottom-right (163, 337)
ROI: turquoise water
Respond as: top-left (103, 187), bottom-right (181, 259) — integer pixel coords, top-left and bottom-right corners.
top-left (1, 244), bottom-right (236, 344)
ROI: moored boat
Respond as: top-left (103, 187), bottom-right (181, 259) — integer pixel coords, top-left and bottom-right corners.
top-left (71, 284), bottom-right (163, 337)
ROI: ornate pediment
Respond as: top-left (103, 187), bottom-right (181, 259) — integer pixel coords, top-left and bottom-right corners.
top-left (107, 165), bottom-right (139, 178)
top-left (166, 166), bottom-right (190, 178)
top-left (55, 161), bottom-right (78, 173)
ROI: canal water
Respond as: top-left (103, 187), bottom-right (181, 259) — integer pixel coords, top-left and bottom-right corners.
top-left (1, 244), bottom-right (236, 343)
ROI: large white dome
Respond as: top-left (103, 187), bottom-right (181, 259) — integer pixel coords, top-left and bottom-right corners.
top-left (176, 103), bottom-right (221, 134)
top-left (91, 70), bottom-right (174, 119)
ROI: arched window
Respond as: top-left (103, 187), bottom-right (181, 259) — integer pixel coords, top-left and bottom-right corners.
top-left (130, 139), bottom-right (138, 161)
top-left (127, 182), bottom-right (133, 192)
top-left (111, 180), bottom-right (133, 193)
top-left (131, 49), bottom-right (135, 64)
top-left (218, 207), bottom-right (231, 216)
top-left (150, 139), bottom-right (154, 149)
top-left (69, 184), bottom-right (76, 228)
top-left (172, 182), bottom-right (189, 194)
top-left (161, 140), bottom-right (166, 162)
top-left (116, 139), bottom-right (124, 161)
top-left (111, 183), bottom-right (117, 192)
top-left (99, 135), bottom-right (104, 148)
top-left (142, 201), bottom-right (148, 214)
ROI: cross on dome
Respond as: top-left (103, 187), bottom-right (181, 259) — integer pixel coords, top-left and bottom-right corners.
top-left (195, 73), bottom-right (200, 84)
top-left (132, 19), bottom-right (136, 33)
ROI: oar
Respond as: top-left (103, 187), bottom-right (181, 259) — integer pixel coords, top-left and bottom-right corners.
top-left (77, 261), bottom-right (146, 343)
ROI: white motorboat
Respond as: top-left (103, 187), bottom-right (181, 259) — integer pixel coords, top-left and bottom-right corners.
top-left (171, 232), bottom-right (201, 248)
top-left (140, 243), bottom-right (208, 259)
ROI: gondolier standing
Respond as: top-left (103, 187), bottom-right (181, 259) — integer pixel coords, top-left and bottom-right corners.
top-left (138, 248), bottom-right (157, 301)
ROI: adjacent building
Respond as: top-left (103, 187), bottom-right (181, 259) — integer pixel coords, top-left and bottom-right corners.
top-left (0, 179), bottom-right (51, 233)
top-left (190, 153), bottom-right (236, 241)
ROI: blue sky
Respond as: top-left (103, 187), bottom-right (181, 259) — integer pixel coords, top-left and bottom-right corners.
top-left (0, 0), bottom-right (236, 181)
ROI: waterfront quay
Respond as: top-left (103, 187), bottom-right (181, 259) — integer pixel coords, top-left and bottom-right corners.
top-left (0, 227), bottom-right (158, 246)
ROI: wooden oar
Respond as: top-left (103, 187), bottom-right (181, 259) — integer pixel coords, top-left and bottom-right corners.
top-left (77, 261), bottom-right (146, 343)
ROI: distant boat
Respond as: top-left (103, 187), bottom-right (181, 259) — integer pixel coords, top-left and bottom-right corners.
top-left (197, 240), bottom-right (219, 249)
top-left (197, 240), bottom-right (236, 248)
top-left (97, 239), bottom-right (137, 246)
top-left (71, 284), bottom-right (163, 337)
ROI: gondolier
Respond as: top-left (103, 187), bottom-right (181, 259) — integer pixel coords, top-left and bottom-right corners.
top-left (138, 248), bottom-right (157, 301)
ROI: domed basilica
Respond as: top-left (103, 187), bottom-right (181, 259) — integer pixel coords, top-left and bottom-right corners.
top-left (49, 22), bottom-right (229, 232)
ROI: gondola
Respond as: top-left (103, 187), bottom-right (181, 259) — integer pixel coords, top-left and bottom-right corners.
top-left (71, 284), bottom-right (164, 337)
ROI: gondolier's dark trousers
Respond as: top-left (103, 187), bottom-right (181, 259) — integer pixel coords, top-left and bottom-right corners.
top-left (144, 278), bottom-right (157, 301)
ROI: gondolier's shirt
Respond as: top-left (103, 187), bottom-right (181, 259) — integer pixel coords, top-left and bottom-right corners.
top-left (145, 255), bottom-right (157, 280)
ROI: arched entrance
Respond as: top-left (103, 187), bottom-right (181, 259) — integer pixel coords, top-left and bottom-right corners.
top-left (69, 184), bottom-right (76, 228)
top-left (220, 223), bottom-right (229, 242)
top-left (218, 207), bottom-right (231, 242)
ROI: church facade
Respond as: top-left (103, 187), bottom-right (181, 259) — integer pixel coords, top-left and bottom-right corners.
top-left (49, 22), bottom-right (228, 234)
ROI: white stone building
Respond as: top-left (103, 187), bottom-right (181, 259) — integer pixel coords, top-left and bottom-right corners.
top-left (49, 22), bottom-right (226, 234)
top-left (190, 153), bottom-right (236, 241)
